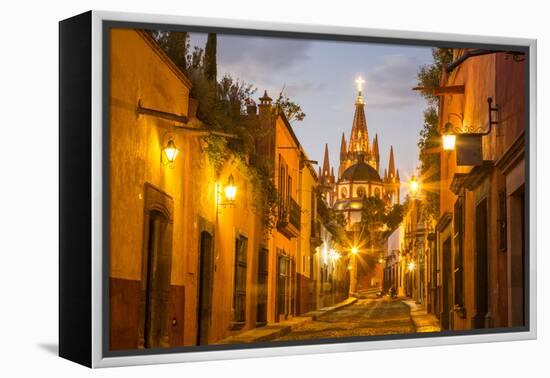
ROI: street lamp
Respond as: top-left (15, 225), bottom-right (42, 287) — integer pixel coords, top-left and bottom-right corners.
top-left (351, 246), bottom-right (359, 255)
top-left (217, 174), bottom-right (238, 212)
top-left (441, 98), bottom-right (499, 153)
top-left (407, 261), bottom-right (416, 272)
top-left (442, 123), bottom-right (456, 151)
top-left (162, 138), bottom-right (179, 167)
top-left (224, 174), bottom-right (237, 203)
top-left (409, 176), bottom-right (420, 196)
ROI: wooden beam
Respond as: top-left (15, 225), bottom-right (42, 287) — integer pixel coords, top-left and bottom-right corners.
top-left (420, 146), bottom-right (442, 155)
top-left (412, 85), bottom-right (465, 96)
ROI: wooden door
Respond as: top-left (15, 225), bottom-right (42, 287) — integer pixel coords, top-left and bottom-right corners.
top-left (197, 231), bottom-right (214, 345)
top-left (441, 237), bottom-right (452, 330)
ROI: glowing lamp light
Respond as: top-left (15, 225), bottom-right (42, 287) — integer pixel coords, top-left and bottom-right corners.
top-left (410, 176), bottom-right (420, 195)
top-left (329, 249), bottom-right (340, 262)
top-left (163, 139), bottom-right (179, 163)
top-left (442, 122), bottom-right (457, 151)
top-left (224, 174), bottom-right (237, 202)
top-left (407, 261), bottom-right (416, 272)
top-left (379, 258), bottom-right (384, 264)
top-left (442, 134), bottom-right (456, 151)
top-left (351, 246), bottom-right (359, 255)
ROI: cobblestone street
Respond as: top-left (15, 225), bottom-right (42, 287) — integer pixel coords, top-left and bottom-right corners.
top-left (275, 296), bottom-right (415, 341)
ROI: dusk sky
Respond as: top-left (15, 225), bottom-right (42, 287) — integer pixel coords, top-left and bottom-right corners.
top-left (190, 33), bottom-right (435, 199)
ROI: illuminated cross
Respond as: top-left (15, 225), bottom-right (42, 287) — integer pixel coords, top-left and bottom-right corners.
top-left (355, 76), bottom-right (365, 92)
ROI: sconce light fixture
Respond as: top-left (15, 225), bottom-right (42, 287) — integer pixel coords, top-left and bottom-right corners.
top-left (163, 139), bottom-right (179, 162)
top-left (218, 173), bottom-right (238, 211)
top-left (161, 133), bottom-right (179, 168)
top-left (442, 124), bottom-right (457, 151)
top-left (441, 97), bottom-right (499, 153)
top-left (224, 174), bottom-right (237, 203)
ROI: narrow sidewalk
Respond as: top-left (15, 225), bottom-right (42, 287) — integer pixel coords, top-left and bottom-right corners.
top-left (402, 299), bottom-right (441, 332)
top-left (220, 297), bottom-right (358, 344)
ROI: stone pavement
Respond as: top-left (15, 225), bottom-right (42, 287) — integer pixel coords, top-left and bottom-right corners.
top-left (219, 297), bottom-right (358, 344)
top-left (402, 299), bottom-right (441, 332)
top-left (275, 297), bottom-right (414, 341)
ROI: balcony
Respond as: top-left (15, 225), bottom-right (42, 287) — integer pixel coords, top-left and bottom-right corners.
top-left (310, 220), bottom-right (322, 248)
top-left (277, 198), bottom-right (301, 238)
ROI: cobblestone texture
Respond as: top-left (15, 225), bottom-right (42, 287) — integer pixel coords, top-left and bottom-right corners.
top-left (275, 297), bottom-right (415, 341)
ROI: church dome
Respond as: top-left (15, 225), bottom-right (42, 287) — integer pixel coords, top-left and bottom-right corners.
top-left (341, 161), bottom-right (382, 182)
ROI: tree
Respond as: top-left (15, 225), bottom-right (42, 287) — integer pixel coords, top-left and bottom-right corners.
top-left (417, 48), bottom-right (453, 106)
top-left (203, 33), bottom-right (217, 83)
top-left (385, 204), bottom-right (404, 232)
top-left (153, 32), bottom-right (306, 232)
top-left (360, 196), bottom-right (387, 231)
top-left (151, 30), bottom-right (189, 73)
top-left (415, 48), bottom-right (453, 222)
top-left (273, 91), bottom-right (306, 124)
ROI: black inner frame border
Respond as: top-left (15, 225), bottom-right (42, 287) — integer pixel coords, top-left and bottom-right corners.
top-left (101, 18), bottom-right (531, 359)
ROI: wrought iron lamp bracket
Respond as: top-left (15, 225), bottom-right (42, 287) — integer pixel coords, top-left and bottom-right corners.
top-left (445, 97), bottom-right (499, 136)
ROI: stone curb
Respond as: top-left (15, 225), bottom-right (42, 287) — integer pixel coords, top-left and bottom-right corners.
top-left (402, 300), bottom-right (441, 332)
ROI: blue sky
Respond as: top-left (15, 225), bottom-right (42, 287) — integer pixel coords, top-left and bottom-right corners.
top-left (190, 33), bottom-right (434, 197)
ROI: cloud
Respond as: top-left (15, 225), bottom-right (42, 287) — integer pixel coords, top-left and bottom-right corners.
top-left (364, 54), bottom-right (423, 109)
top-left (216, 34), bottom-right (313, 86)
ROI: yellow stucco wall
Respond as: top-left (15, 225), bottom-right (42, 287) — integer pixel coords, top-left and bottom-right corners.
top-left (109, 29), bottom-right (264, 347)
top-left (109, 28), bottom-right (191, 284)
top-left (298, 164), bottom-right (316, 278)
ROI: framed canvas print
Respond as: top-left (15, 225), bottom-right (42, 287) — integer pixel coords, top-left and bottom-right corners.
top-left (59, 10), bottom-right (537, 368)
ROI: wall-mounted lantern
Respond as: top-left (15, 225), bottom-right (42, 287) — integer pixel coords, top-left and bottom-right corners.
top-left (224, 174), bottom-right (237, 203)
top-left (441, 97), bottom-right (499, 166)
top-left (163, 139), bottom-right (178, 162)
top-left (217, 174), bottom-right (238, 211)
top-left (161, 135), bottom-right (179, 168)
top-left (442, 125), bottom-right (457, 151)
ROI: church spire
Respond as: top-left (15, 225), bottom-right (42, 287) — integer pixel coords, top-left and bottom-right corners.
top-left (388, 145), bottom-right (395, 179)
top-left (373, 134), bottom-right (379, 159)
top-left (340, 132), bottom-right (347, 161)
top-left (349, 77), bottom-right (370, 156)
top-left (322, 143), bottom-right (331, 177)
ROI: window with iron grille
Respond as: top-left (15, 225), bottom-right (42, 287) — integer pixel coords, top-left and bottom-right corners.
top-left (233, 235), bottom-right (248, 323)
top-left (453, 197), bottom-right (464, 308)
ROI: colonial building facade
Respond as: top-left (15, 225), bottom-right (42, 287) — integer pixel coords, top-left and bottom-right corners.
top-left (433, 48), bottom-right (526, 331)
top-left (108, 29), bottom-right (350, 350)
